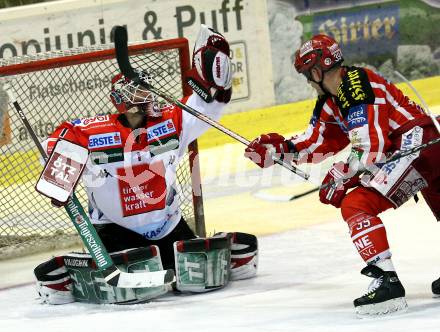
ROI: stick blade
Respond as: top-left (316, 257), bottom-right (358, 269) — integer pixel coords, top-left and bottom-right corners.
top-left (117, 269), bottom-right (175, 288)
top-left (114, 25), bottom-right (136, 79)
top-left (105, 267), bottom-right (175, 288)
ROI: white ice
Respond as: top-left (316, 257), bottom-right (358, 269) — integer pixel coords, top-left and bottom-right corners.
top-left (1, 197), bottom-right (440, 332)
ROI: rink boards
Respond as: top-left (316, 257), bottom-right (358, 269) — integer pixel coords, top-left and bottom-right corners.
top-left (1, 75), bottom-right (440, 239)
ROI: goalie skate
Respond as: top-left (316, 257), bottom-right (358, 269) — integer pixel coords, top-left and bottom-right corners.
top-left (354, 265), bottom-right (407, 317)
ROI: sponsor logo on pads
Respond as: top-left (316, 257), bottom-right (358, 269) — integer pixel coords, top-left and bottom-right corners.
top-left (88, 132), bottom-right (122, 150)
top-left (63, 258), bottom-right (89, 268)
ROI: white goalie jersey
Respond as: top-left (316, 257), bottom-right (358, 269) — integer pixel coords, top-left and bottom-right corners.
top-left (44, 93), bottom-right (224, 240)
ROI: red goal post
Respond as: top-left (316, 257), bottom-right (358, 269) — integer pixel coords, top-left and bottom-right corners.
top-left (0, 38), bottom-right (205, 259)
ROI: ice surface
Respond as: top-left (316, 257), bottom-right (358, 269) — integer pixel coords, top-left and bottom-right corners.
top-left (1, 199), bottom-right (440, 332)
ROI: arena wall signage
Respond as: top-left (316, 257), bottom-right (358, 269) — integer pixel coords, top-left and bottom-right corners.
top-left (0, 0), bottom-right (274, 118)
top-left (268, 0), bottom-right (440, 104)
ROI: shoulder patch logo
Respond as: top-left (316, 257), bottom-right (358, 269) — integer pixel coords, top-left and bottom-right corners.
top-left (346, 70), bottom-right (367, 102)
top-left (336, 67), bottom-right (375, 115)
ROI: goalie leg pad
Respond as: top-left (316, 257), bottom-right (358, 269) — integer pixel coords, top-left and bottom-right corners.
top-left (231, 232), bottom-right (258, 280)
top-left (174, 233), bottom-right (231, 293)
top-left (63, 246), bottom-right (168, 304)
top-left (35, 246), bottom-right (168, 304)
top-left (34, 256), bottom-right (75, 305)
top-left (228, 232), bottom-right (258, 280)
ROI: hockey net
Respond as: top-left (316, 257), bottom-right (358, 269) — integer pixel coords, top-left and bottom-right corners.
top-left (0, 39), bottom-right (205, 259)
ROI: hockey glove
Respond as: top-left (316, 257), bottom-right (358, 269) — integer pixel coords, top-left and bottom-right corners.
top-left (244, 133), bottom-right (295, 168)
top-left (319, 161), bottom-right (360, 208)
top-left (186, 25), bottom-right (232, 103)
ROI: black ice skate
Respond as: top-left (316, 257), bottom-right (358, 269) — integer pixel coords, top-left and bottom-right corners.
top-left (354, 265), bottom-right (407, 317)
top-left (432, 277), bottom-right (440, 296)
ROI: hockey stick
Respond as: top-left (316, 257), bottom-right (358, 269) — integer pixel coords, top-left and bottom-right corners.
top-left (394, 70), bottom-right (440, 135)
top-left (253, 185), bottom-right (320, 202)
top-left (4, 85), bottom-right (174, 289)
top-left (113, 26), bottom-right (310, 181)
top-left (279, 130), bottom-right (440, 203)
top-left (278, 135), bottom-right (440, 203)
top-left (288, 186), bottom-right (320, 200)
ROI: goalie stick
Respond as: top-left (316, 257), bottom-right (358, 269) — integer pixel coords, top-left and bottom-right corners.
top-left (4, 85), bottom-right (174, 289)
top-left (113, 26), bottom-right (310, 181)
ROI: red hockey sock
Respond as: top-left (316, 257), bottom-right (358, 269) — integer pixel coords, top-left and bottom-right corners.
top-left (340, 187), bottom-right (393, 264)
top-left (346, 213), bottom-right (390, 263)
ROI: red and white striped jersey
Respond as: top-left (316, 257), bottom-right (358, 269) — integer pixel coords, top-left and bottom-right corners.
top-left (290, 66), bottom-right (425, 169)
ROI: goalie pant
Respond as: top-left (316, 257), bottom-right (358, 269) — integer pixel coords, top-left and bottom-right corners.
top-left (34, 232), bottom-right (258, 304)
top-left (342, 116), bottom-right (440, 265)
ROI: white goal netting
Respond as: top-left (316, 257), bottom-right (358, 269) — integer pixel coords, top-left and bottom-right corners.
top-left (0, 39), bottom-right (205, 259)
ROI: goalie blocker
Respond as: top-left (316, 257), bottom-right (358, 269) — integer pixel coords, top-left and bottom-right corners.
top-left (34, 232), bottom-right (258, 304)
top-left (36, 139), bottom-right (89, 206)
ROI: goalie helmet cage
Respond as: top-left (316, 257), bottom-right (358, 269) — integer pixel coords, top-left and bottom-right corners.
top-left (0, 38), bottom-right (206, 260)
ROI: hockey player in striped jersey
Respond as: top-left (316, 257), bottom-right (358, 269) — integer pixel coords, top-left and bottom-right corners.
top-left (245, 34), bottom-right (440, 316)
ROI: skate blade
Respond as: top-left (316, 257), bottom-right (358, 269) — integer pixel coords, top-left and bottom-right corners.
top-left (355, 297), bottom-right (408, 318)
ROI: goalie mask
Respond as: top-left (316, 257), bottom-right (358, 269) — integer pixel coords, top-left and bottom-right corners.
top-left (110, 70), bottom-right (162, 117)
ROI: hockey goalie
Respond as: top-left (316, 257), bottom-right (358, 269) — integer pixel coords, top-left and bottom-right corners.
top-left (33, 26), bottom-right (258, 305)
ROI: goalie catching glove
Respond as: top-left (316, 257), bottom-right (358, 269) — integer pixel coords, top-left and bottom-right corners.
top-left (186, 25), bottom-right (232, 103)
